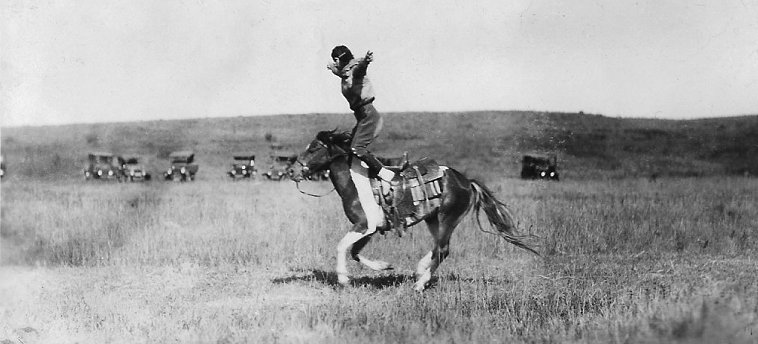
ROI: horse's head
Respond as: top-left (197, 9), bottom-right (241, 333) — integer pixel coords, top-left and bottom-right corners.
top-left (290, 130), bottom-right (351, 182)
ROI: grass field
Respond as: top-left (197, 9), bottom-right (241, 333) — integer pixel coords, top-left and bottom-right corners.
top-left (2, 175), bottom-right (756, 343)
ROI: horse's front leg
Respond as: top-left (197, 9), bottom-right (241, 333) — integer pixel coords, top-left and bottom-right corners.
top-left (351, 234), bottom-right (393, 271)
top-left (336, 222), bottom-right (393, 285)
top-left (338, 165), bottom-right (391, 284)
top-left (336, 229), bottom-right (365, 285)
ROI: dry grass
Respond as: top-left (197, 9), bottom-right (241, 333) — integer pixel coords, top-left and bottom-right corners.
top-left (1, 176), bottom-right (757, 343)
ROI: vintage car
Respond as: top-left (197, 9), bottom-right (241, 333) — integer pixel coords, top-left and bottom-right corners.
top-left (163, 151), bottom-right (199, 182)
top-left (521, 154), bottom-right (560, 181)
top-left (84, 152), bottom-right (125, 181)
top-left (227, 154), bottom-right (257, 180)
top-left (123, 157), bottom-right (151, 182)
top-left (262, 154), bottom-right (297, 181)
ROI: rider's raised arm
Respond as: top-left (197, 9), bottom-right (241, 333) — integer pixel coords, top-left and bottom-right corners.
top-left (327, 62), bottom-right (342, 77)
top-left (352, 51), bottom-right (373, 77)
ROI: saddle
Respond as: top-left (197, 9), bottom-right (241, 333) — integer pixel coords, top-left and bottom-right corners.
top-left (371, 155), bottom-right (445, 236)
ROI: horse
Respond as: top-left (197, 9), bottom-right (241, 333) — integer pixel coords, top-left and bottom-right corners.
top-left (290, 130), bottom-right (539, 292)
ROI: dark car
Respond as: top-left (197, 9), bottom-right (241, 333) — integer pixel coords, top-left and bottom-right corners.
top-left (123, 157), bottom-right (151, 182)
top-left (227, 154), bottom-right (257, 180)
top-left (262, 154), bottom-right (297, 181)
top-left (521, 154), bottom-right (560, 181)
top-left (164, 151), bottom-right (199, 182)
top-left (84, 152), bottom-right (125, 181)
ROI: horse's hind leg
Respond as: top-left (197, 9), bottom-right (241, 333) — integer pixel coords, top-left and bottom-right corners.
top-left (414, 250), bottom-right (436, 292)
top-left (351, 234), bottom-right (393, 271)
top-left (414, 216), bottom-right (452, 292)
top-left (414, 196), bottom-right (469, 292)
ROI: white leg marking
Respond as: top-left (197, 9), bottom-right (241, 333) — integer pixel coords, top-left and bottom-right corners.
top-left (357, 255), bottom-right (393, 271)
top-left (336, 231), bottom-right (366, 285)
top-left (335, 162), bottom-right (392, 285)
top-left (350, 164), bottom-right (384, 232)
top-left (414, 250), bottom-right (434, 291)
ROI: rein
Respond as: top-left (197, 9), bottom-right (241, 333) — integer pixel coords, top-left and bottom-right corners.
top-left (295, 181), bottom-right (336, 197)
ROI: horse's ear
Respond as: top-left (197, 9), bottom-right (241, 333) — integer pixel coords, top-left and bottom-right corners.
top-left (316, 128), bottom-right (343, 143)
top-left (316, 130), bottom-right (331, 142)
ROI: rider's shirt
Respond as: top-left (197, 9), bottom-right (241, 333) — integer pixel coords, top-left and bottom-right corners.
top-left (330, 58), bottom-right (376, 112)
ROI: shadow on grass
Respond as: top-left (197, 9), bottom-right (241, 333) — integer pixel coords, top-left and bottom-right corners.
top-left (272, 269), bottom-right (415, 289)
top-left (443, 273), bottom-right (509, 284)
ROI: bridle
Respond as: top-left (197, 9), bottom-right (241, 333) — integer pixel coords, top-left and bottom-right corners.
top-left (294, 139), bottom-right (349, 198)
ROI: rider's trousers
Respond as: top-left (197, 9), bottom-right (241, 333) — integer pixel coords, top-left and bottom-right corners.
top-left (350, 103), bottom-right (385, 174)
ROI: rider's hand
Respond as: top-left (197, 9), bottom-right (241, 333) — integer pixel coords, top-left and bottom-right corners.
top-left (364, 51), bottom-right (373, 63)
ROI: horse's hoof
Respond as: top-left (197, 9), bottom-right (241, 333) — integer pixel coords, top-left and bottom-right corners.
top-left (338, 274), bottom-right (350, 285)
top-left (360, 258), bottom-right (394, 271)
top-left (413, 282), bottom-right (426, 292)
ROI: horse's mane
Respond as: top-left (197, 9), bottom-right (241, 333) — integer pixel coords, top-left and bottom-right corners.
top-left (316, 129), bottom-right (352, 149)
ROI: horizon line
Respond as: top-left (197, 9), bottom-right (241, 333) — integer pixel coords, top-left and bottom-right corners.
top-left (2, 109), bottom-right (757, 129)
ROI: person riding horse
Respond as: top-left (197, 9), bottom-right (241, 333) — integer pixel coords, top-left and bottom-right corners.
top-left (327, 45), bottom-right (397, 238)
top-left (291, 130), bottom-right (539, 291)
top-left (319, 46), bottom-right (537, 290)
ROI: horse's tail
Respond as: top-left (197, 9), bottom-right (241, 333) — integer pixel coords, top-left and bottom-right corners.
top-left (469, 180), bottom-right (540, 256)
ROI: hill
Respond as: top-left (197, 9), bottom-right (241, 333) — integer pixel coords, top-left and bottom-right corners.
top-left (1, 111), bottom-right (757, 181)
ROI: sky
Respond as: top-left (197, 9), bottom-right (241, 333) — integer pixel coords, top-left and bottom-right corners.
top-left (2, 0), bottom-right (758, 127)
